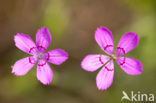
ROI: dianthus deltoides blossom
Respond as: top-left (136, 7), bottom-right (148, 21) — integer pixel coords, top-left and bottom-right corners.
top-left (81, 26), bottom-right (143, 90)
top-left (12, 27), bottom-right (68, 85)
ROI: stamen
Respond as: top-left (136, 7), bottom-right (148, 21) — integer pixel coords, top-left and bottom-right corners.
top-left (111, 54), bottom-right (117, 60)
top-left (35, 53), bottom-right (44, 60)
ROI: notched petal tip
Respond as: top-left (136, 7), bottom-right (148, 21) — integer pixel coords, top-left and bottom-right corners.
top-left (36, 27), bottom-right (52, 52)
top-left (95, 26), bottom-right (114, 55)
top-left (97, 26), bottom-right (112, 34)
top-left (96, 80), bottom-right (111, 90)
top-left (96, 61), bottom-right (114, 90)
top-left (37, 27), bottom-right (52, 40)
top-left (116, 57), bottom-right (143, 75)
top-left (14, 33), bottom-right (37, 54)
top-left (38, 79), bottom-right (51, 85)
top-left (97, 86), bottom-right (109, 90)
top-left (115, 32), bottom-right (139, 56)
top-left (12, 57), bottom-right (36, 76)
top-left (12, 71), bottom-right (25, 76)
top-left (11, 71), bottom-right (20, 76)
top-left (95, 26), bottom-right (113, 39)
top-left (132, 60), bottom-right (143, 75)
top-left (126, 32), bottom-right (139, 43)
top-left (14, 33), bottom-right (24, 37)
top-left (37, 60), bottom-right (53, 85)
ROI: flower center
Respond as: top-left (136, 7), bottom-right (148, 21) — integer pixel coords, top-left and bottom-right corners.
top-left (35, 53), bottom-right (44, 60)
top-left (110, 53), bottom-right (117, 60)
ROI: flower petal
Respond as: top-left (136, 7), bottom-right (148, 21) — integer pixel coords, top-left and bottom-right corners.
top-left (81, 54), bottom-right (110, 72)
top-left (95, 26), bottom-right (114, 55)
top-left (116, 57), bottom-right (143, 75)
top-left (37, 60), bottom-right (53, 85)
top-left (44, 49), bottom-right (68, 65)
top-left (36, 27), bottom-right (52, 52)
top-left (14, 33), bottom-right (37, 55)
top-left (12, 57), bottom-right (36, 76)
top-left (115, 32), bottom-right (139, 56)
top-left (96, 60), bottom-right (114, 90)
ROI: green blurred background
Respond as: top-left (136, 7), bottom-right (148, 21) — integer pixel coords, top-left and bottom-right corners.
top-left (0, 0), bottom-right (156, 103)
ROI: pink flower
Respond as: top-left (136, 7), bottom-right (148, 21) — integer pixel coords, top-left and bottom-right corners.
top-left (12, 27), bottom-right (68, 85)
top-left (81, 26), bottom-right (143, 90)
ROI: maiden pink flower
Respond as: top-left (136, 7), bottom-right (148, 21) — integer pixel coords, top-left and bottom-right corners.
top-left (12, 27), bottom-right (68, 85)
top-left (81, 26), bottom-right (143, 90)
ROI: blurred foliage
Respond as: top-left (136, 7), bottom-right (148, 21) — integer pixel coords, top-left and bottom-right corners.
top-left (129, 16), bottom-right (156, 70)
top-left (123, 0), bottom-right (156, 71)
top-left (123, 0), bottom-right (156, 14)
top-left (42, 0), bottom-right (69, 40)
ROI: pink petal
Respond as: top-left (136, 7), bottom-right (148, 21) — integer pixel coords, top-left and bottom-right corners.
top-left (96, 60), bottom-right (114, 90)
top-left (36, 27), bottom-right (51, 52)
top-left (14, 33), bottom-right (37, 55)
top-left (115, 32), bottom-right (139, 56)
top-left (81, 54), bottom-right (110, 72)
top-left (95, 26), bottom-right (114, 55)
top-left (12, 57), bottom-right (36, 76)
top-left (116, 57), bottom-right (143, 75)
top-left (37, 60), bottom-right (53, 85)
top-left (44, 49), bottom-right (68, 65)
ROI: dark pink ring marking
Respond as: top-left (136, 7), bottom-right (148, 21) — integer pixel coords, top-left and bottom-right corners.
top-left (117, 47), bottom-right (126, 54)
top-left (104, 45), bottom-right (113, 50)
top-left (37, 46), bottom-right (46, 50)
top-left (120, 57), bottom-right (126, 65)
top-left (99, 55), bottom-right (104, 64)
top-left (46, 52), bottom-right (50, 61)
top-left (105, 66), bottom-right (114, 71)
top-left (29, 57), bottom-right (36, 64)
top-left (29, 46), bottom-right (46, 54)
top-left (38, 61), bottom-right (47, 67)
top-left (29, 47), bottom-right (36, 53)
